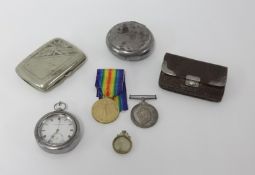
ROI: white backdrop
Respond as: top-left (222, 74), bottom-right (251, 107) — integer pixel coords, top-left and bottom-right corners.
top-left (0, 0), bottom-right (255, 175)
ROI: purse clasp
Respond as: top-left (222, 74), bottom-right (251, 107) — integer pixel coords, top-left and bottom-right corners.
top-left (185, 75), bottom-right (200, 87)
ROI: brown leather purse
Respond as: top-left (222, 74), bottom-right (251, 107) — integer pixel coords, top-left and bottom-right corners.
top-left (159, 53), bottom-right (228, 102)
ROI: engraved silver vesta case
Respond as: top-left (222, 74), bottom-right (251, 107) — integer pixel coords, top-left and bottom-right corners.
top-left (16, 38), bottom-right (87, 92)
top-left (129, 95), bottom-right (158, 128)
top-left (106, 21), bottom-right (154, 61)
top-left (34, 102), bottom-right (81, 154)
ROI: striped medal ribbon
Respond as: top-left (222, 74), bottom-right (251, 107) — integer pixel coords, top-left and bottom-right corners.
top-left (95, 69), bottom-right (128, 111)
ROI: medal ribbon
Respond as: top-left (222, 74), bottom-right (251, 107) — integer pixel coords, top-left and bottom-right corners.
top-left (95, 69), bottom-right (128, 111)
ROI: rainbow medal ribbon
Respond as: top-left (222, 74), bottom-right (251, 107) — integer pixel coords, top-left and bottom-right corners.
top-left (92, 69), bottom-right (128, 124)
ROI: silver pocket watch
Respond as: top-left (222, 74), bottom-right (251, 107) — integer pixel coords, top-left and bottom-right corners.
top-left (34, 102), bottom-right (81, 154)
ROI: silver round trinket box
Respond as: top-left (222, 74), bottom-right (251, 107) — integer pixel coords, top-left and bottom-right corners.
top-left (106, 21), bottom-right (154, 61)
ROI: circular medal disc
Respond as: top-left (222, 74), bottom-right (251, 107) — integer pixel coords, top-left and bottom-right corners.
top-left (131, 102), bottom-right (158, 128)
top-left (112, 131), bottom-right (132, 154)
top-left (92, 98), bottom-right (119, 124)
top-left (106, 21), bottom-right (154, 61)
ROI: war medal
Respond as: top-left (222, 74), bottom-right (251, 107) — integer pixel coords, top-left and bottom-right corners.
top-left (106, 21), bottom-right (154, 61)
top-left (34, 102), bottom-right (81, 154)
top-left (130, 95), bottom-right (158, 128)
top-left (92, 69), bottom-right (128, 124)
top-left (92, 97), bottom-right (119, 123)
top-left (112, 131), bottom-right (132, 154)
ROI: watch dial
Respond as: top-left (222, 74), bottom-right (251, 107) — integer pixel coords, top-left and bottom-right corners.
top-left (39, 114), bottom-right (76, 145)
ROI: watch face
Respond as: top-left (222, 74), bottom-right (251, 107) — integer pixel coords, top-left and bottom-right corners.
top-left (38, 113), bottom-right (76, 146)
